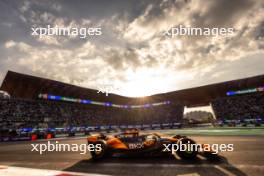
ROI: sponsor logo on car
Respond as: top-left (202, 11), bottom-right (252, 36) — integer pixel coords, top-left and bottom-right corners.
top-left (128, 143), bottom-right (144, 149)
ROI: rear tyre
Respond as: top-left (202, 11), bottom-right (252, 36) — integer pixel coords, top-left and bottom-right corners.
top-left (202, 151), bottom-right (219, 160)
top-left (176, 138), bottom-right (198, 160)
top-left (90, 140), bottom-right (107, 160)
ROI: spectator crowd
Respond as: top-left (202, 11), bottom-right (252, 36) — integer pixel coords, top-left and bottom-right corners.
top-left (0, 97), bottom-right (183, 129)
top-left (2, 91), bottom-right (263, 130)
top-left (211, 92), bottom-right (264, 120)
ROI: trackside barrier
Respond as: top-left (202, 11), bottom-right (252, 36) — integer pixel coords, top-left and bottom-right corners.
top-left (1, 123), bottom-right (183, 142)
top-left (31, 134), bottom-right (37, 141)
top-left (46, 133), bottom-right (52, 139)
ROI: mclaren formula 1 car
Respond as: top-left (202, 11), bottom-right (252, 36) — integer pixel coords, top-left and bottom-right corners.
top-left (87, 129), bottom-right (217, 160)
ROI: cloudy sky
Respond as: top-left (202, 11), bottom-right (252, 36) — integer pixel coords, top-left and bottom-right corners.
top-left (0, 0), bottom-right (264, 97)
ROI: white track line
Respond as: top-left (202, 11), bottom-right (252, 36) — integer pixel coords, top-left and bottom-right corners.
top-left (214, 165), bottom-right (236, 176)
top-left (0, 165), bottom-right (110, 176)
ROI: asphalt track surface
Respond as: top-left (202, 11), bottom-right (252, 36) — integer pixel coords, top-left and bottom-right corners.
top-left (0, 135), bottom-right (263, 176)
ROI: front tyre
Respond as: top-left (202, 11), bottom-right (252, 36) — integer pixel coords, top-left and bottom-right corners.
top-left (176, 138), bottom-right (198, 160)
top-left (90, 140), bottom-right (107, 160)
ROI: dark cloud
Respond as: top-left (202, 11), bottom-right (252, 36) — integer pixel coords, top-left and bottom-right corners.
top-left (196, 0), bottom-right (256, 27)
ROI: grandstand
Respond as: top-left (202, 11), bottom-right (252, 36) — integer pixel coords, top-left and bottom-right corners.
top-left (0, 70), bottom-right (264, 130)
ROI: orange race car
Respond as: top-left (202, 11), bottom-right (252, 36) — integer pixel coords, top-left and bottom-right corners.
top-left (87, 129), bottom-right (217, 160)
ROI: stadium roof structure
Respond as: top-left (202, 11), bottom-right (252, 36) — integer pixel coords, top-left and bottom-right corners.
top-left (1, 70), bottom-right (264, 107)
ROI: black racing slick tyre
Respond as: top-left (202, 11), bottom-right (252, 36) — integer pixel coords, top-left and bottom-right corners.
top-left (90, 140), bottom-right (107, 160)
top-left (176, 138), bottom-right (198, 160)
top-left (202, 151), bottom-right (219, 160)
